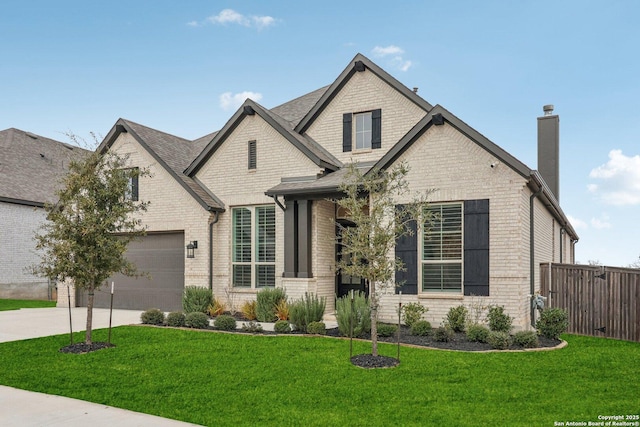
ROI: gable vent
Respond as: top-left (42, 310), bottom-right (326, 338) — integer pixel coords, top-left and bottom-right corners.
top-left (354, 60), bottom-right (366, 72)
top-left (248, 140), bottom-right (257, 170)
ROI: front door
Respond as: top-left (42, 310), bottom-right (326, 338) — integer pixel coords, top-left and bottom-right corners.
top-left (335, 221), bottom-right (367, 298)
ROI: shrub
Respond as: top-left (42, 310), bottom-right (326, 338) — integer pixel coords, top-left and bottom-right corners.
top-left (487, 305), bottom-right (513, 333)
top-left (241, 321), bottom-right (263, 333)
top-left (402, 302), bottom-right (427, 328)
top-left (445, 305), bottom-right (468, 332)
top-left (213, 314), bottom-right (236, 331)
top-left (487, 331), bottom-right (512, 350)
top-left (256, 287), bottom-right (287, 322)
top-left (335, 291), bottom-right (371, 337)
top-left (513, 330), bottom-right (539, 348)
top-left (274, 320), bottom-right (291, 334)
top-left (166, 311), bottom-right (186, 327)
top-left (183, 286), bottom-right (213, 313)
top-left (307, 321), bottom-right (326, 335)
top-left (185, 312), bottom-right (210, 329)
top-left (410, 320), bottom-right (432, 336)
top-left (377, 323), bottom-right (398, 337)
top-left (289, 293), bottom-right (326, 332)
top-left (274, 299), bottom-right (289, 321)
top-left (433, 326), bottom-right (454, 342)
top-left (536, 308), bottom-right (569, 339)
top-left (241, 300), bottom-right (257, 320)
top-left (207, 297), bottom-right (226, 317)
top-left (141, 308), bottom-right (165, 325)
top-left (466, 323), bottom-right (490, 343)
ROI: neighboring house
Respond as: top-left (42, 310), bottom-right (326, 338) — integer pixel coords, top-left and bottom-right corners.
top-left (64, 53), bottom-right (578, 329)
top-left (0, 128), bottom-right (89, 300)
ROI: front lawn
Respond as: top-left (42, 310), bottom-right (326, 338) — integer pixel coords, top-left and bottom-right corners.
top-left (0, 298), bottom-right (56, 311)
top-left (0, 327), bottom-right (637, 426)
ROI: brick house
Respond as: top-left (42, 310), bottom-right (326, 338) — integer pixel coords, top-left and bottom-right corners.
top-left (0, 128), bottom-right (89, 299)
top-left (63, 54), bottom-right (578, 329)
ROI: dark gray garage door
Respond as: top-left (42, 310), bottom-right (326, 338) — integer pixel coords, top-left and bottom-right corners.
top-left (78, 232), bottom-right (185, 311)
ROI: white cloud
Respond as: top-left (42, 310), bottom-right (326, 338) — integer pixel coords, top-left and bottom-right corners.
top-left (203, 9), bottom-right (277, 30)
top-left (371, 45), bottom-right (412, 72)
top-left (219, 91), bottom-right (263, 111)
top-left (567, 215), bottom-right (587, 230)
top-left (186, 21), bottom-right (199, 27)
top-left (372, 45), bottom-right (404, 57)
top-left (588, 149), bottom-right (640, 205)
top-left (591, 215), bottom-right (612, 229)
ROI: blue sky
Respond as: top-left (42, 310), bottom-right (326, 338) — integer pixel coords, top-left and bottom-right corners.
top-left (2, 1), bottom-right (639, 266)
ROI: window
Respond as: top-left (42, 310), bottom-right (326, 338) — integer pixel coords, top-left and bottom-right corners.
top-left (232, 205), bottom-right (276, 288)
top-left (125, 167), bottom-right (139, 201)
top-left (355, 112), bottom-right (372, 150)
top-left (343, 109), bottom-right (381, 152)
top-left (421, 203), bottom-right (463, 293)
top-left (248, 140), bottom-right (256, 170)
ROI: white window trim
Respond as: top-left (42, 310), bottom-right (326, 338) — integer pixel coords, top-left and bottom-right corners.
top-left (418, 202), bottom-right (464, 295)
top-left (231, 204), bottom-right (276, 289)
top-left (353, 111), bottom-right (373, 153)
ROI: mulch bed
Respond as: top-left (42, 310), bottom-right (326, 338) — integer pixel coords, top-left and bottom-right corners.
top-left (59, 342), bottom-right (115, 354)
top-left (60, 312), bottom-right (562, 367)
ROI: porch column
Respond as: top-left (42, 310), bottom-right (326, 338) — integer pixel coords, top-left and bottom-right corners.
top-left (283, 199), bottom-right (297, 278)
top-left (297, 200), bottom-right (313, 278)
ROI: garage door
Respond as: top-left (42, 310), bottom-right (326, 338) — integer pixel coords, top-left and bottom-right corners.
top-left (78, 232), bottom-right (185, 311)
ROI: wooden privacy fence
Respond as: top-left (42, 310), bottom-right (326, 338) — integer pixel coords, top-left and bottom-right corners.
top-left (540, 263), bottom-right (640, 342)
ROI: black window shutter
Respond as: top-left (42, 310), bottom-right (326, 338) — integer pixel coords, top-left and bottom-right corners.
top-left (342, 113), bottom-right (352, 152)
top-left (371, 109), bottom-right (382, 149)
top-left (464, 199), bottom-right (489, 296)
top-left (248, 140), bottom-right (257, 169)
top-left (395, 204), bottom-right (418, 294)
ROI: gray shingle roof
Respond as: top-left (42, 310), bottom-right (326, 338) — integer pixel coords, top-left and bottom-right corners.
top-left (99, 119), bottom-right (225, 211)
top-left (0, 128), bottom-right (90, 206)
top-left (270, 85), bottom-right (329, 127)
top-left (266, 161), bottom-right (375, 196)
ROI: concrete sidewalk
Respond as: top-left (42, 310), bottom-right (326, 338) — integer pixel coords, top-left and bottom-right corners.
top-left (0, 307), bottom-right (202, 426)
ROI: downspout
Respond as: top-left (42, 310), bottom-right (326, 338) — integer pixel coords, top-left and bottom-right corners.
top-left (559, 228), bottom-right (565, 264)
top-left (209, 211), bottom-right (220, 291)
top-left (530, 187), bottom-right (543, 327)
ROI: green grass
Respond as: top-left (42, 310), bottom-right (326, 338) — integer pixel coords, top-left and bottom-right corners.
top-left (0, 299), bottom-right (56, 311)
top-left (0, 327), bottom-right (638, 426)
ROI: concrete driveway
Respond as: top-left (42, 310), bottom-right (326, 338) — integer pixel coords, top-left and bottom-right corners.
top-left (0, 307), bottom-right (143, 343)
top-left (0, 307), bottom-right (202, 426)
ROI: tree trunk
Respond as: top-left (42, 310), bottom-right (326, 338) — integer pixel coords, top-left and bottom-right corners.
top-left (85, 289), bottom-right (94, 345)
top-left (370, 280), bottom-right (378, 357)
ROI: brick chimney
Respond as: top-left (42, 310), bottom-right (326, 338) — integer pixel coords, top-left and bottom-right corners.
top-left (537, 105), bottom-right (560, 201)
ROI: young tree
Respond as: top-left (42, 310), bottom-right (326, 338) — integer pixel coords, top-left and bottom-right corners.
top-left (335, 162), bottom-right (432, 357)
top-left (34, 150), bottom-right (148, 345)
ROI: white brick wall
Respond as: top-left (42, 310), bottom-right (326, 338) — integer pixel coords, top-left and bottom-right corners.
top-left (0, 202), bottom-right (51, 299)
top-left (371, 123), bottom-right (555, 330)
top-left (306, 70), bottom-right (426, 164)
top-left (196, 114), bottom-right (325, 302)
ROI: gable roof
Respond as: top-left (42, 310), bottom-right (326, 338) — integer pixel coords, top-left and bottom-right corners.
top-left (185, 99), bottom-right (342, 176)
top-left (372, 104), bottom-right (531, 178)
top-left (294, 53), bottom-right (433, 134)
top-left (0, 128), bottom-right (90, 207)
top-left (369, 105), bottom-right (578, 240)
top-left (98, 119), bottom-right (224, 212)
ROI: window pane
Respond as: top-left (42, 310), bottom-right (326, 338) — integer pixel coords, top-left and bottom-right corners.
top-left (422, 263), bottom-right (462, 292)
top-left (256, 264), bottom-right (275, 287)
top-left (256, 206), bottom-right (275, 263)
top-left (233, 208), bottom-right (252, 262)
top-left (423, 204), bottom-right (462, 261)
top-left (355, 112), bottom-right (372, 150)
top-left (233, 265), bottom-right (252, 287)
